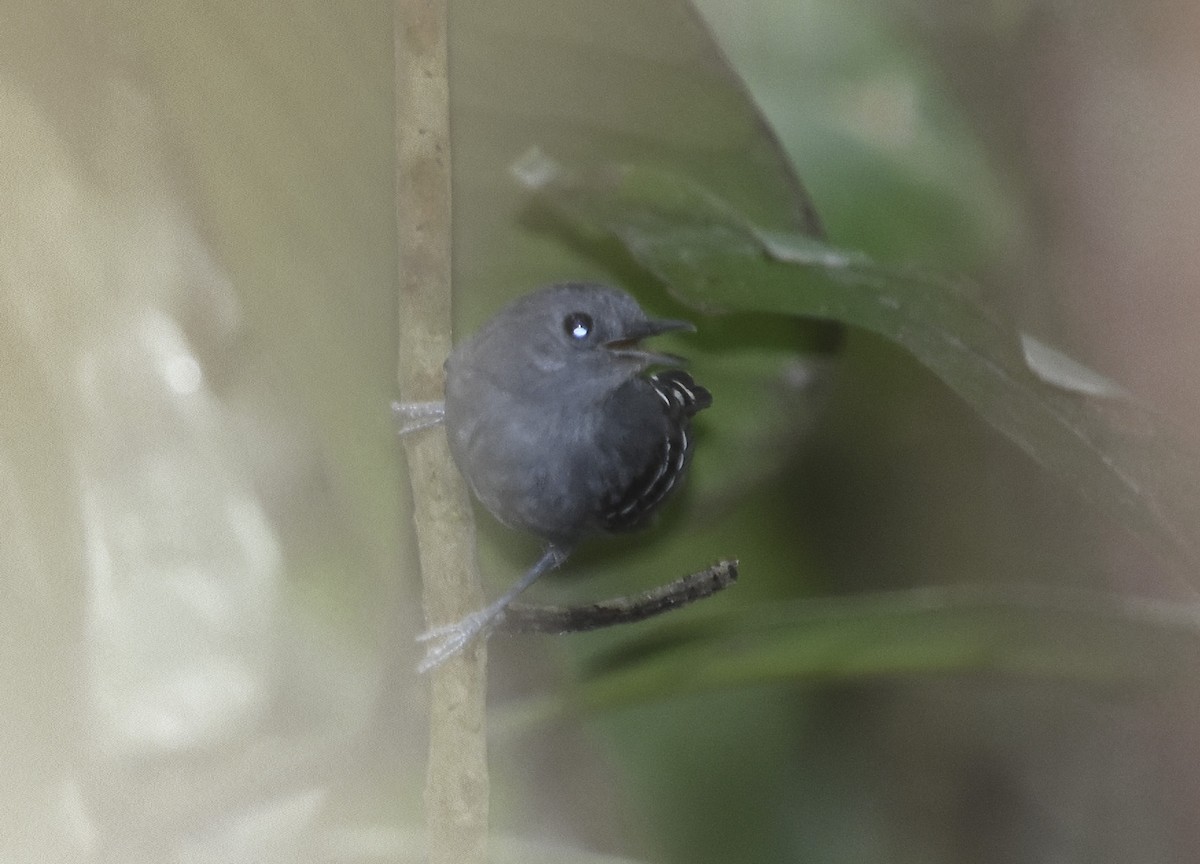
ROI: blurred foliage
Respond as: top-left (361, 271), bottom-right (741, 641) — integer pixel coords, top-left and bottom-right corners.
top-left (3, 0), bottom-right (1197, 863)
top-left (506, 585), bottom-right (1200, 722)
top-left (461, 2), bottom-right (1200, 864)
top-left (522, 157), bottom-right (1200, 566)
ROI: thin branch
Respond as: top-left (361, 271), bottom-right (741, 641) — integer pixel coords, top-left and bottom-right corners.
top-left (394, 3), bottom-right (489, 864)
top-left (498, 559), bottom-right (739, 634)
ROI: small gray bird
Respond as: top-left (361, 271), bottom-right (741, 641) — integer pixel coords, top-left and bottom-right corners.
top-left (403, 282), bottom-right (711, 670)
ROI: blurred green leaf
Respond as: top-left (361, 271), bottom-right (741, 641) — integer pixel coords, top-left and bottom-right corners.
top-left (450, 0), bottom-right (824, 313)
top-left (520, 157), bottom-right (1200, 566)
top-left (503, 587), bottom-right (1200, 723)
top-left (696, 0), bottom-right (1033, 273)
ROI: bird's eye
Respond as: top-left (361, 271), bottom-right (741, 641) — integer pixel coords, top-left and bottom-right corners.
top-left (563, 312), bottom-right (593, 341)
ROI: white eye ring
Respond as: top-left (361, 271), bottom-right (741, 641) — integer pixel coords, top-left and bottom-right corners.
top-left (564, 312), bottom-right (593, 340)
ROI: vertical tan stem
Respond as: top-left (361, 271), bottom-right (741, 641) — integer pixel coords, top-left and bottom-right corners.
top-left (394, 3), bottom-right (488, 863)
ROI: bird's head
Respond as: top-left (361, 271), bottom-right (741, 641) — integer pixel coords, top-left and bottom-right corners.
top-left (447, 283), bottom-right (696, 403)
top-left (518, 282), bottom-right (692, 377)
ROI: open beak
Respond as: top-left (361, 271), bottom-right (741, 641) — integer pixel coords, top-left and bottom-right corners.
top-left (604, 317), bottom-right (694, 367)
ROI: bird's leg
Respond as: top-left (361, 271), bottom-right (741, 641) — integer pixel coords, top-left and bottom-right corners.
top-left (392, 400), bottom-right (446, 437)
top-left (417, 544), bottom-right (570, 672)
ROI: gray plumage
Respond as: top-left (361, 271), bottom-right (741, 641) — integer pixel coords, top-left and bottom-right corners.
top-left (445, 283), bottom-right (710, 546)
top-left (418, 282), bottom-right (711, 670)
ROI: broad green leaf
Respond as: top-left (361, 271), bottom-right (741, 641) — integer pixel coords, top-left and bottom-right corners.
top-left (501, 587), bottom-right (1200, 722)
top-left (450, 0), bottom-right (824, 315)
top-left (520, 156), bottom-right (1200, 566)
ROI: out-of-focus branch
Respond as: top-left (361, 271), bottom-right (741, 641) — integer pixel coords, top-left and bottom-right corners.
top-left (394, 3), bottom-right (488, 864)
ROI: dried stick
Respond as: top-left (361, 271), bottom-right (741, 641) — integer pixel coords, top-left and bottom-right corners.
top-left (394, 4), bottom-right (488, 864)
top-left (499, 560), bottom-right (739, 634)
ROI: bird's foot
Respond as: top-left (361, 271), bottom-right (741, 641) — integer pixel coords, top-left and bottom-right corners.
top-left (417, 608), bottom-right (498, 673)
top-left (416, 546), bottom-right (569, 672)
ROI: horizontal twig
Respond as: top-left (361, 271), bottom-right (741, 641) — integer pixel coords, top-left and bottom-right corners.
top-left (497, 559), bottom-right (738, 634)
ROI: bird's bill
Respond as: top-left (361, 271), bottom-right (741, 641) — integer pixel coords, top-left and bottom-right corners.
top-left (604, 316), bottom-right (694, 367)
